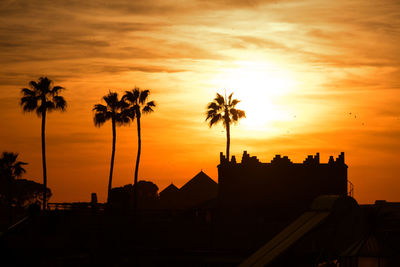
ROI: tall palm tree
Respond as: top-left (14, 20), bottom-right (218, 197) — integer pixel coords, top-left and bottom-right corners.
top-left (0, 152), bottom-right (27, 224)
top-left (122, 88), bottom-right (155, 210)
top-left (206, 92), bottom-right (245, 161)
top-left (20, 77), bottom-right (66, 211)
top-left (93, 91), bottom-right (129, 204)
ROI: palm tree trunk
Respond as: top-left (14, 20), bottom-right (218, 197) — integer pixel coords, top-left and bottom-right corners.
top-left (226, 121), bottom-right (230, 161)
top-left (133, 116), bottom-right (141, 211)
top-left (107, 118), bottom-right (116, 204)
top-left (41, 110), bottom-right (47, 212)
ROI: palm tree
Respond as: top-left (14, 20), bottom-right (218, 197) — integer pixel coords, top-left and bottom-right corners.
top-left (93, 91), bottom-right (129, 204)
top-left (20, 77), bottom-right (66, 211)
top-left (122, 88), bottom-right (155, 210)
top-left (206, 92), bottom-right (245, 160)
top-left (0, 152), bottom-right (27, 224)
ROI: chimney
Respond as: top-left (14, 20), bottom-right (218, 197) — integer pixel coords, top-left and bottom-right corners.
top-left (315, 153), bottom-right (320, 164)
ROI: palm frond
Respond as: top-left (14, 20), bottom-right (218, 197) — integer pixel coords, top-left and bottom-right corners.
top-left (20, 96), bottom-right (38, 113)
top-left (139, 90), bottom-right (150, 104)
top-left (53, 95), bottom-right (67, 111)
top-left (230, 109), bottom-right (238, 121)
top-left (133, 88), bottom-right (140, 102)
top-left (205, 108), bottom-right (220, 120)
top-left (122, 90), bottom-right (137, 104)
top-left (29, 81), bottom-right (38, 90)
top-left (231, 109), bottom-right (245, 123)
top-left (1, 152), bottom-right (17, 165)
top-left (142, 100), bottom-right (155, 114)
top-left (215, 93), bottom-right (225, 106)
top-left (21, 88), bottom-right (36, 96)
top-left (230, 99), bottom-right (240, 107)
top-left (44, 100), bottom-right (56, 113)
top-left (208, 113), bottom-right (222, 127)
top-left (119, 99), bottom-right (130, 110)
top-left (13, 161), bottom-right (27, 177)
top-left (51, 86), bottom-right (65, 95)
top-left (228, 93), bottom-right (233, 105)
top-left (115, 111), bottom-right (131, 125)
top-left (93, 112), bottom-right (107, 127)
top-left (38, 77), bottom-right (51, 94)
top-left (237, 109), bottom-right (245, 118)
top-left (125, 106), bottom-right (136, 120)
top-left (93, 104), bottom-right (107, 112)
top-left (143, 105), bottom-right (154, 114)
top-left (103, 91), bottom-right (119, 108)
top-left (119, 107), bottom-right (131, 120)
top-left (0, 152), bottom-right (27, 178)
top-left (146, 100), bottom-right (156, 107)
top-left (207, 102), bottom-right (222, 111)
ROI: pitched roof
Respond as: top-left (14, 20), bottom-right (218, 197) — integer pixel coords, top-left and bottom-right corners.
top-left (180, 170), bottom-right (217, 191)
top-left (179, 171), bottom-right (218, 208)
top-left (160, 183), bottom-right (179, 196)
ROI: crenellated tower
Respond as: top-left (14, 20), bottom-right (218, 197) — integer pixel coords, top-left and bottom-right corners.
top-left (217, 151), bottom-right (348, 220)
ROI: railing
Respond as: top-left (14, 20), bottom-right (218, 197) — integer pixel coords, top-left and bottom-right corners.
top-left (47, 202), bottom-right (106, 211)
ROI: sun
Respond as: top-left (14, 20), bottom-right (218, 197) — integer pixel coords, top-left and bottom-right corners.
top-left (211, 61), bottom-right (296, 132)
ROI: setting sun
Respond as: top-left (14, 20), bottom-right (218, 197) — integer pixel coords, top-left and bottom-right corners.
top-left (212, 61), bottom-right (296, 130)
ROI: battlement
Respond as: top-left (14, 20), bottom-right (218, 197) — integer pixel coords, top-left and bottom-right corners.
top-left (217, 151), bottom-right (348, 215)
top-left (220, 151), bottom-right (346, 167)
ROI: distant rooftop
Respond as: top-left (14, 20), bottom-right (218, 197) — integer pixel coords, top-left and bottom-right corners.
top-left (159, 183), bottom-right (179, 196)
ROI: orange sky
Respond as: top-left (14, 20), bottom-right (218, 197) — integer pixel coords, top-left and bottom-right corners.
top-left (1, 0), bottom-right (400, 204)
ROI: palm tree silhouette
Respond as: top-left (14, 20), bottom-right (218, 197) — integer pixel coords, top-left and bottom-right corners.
top-left (0, 152), bottom-right (27, 224)
top-left (93, 91), bottom-right (129, 204)
top-left (20, 77), bottom-right (66, 211)
top-left (122, 88), bottom-right (155, 210)
top-left (206, 92), bottom-right (245, 160)
top-left (0, 152), bottom-right (27, 183)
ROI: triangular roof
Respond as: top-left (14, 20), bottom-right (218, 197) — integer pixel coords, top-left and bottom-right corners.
top-left (180, 170), bottom-right (217, 191)
top-left (160, 183), bottom-right (179, 196)
top-left (178, 171), bottom-right (218, 208)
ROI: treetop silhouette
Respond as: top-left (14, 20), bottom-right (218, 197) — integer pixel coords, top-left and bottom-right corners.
top-left (93, 91), bottom-right (129, 204)
top-left (122, 87), bottom-right (156, 212)
top-left (20, 77), bottom-right (66, 211)
top-left (21, 77), bottom-right (66, 115)
top-left (206, 92), bottom-right (245, 160)
top-left (0, 152), bottom-right (27, 180)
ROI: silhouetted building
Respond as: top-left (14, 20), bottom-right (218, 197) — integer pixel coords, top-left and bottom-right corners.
top-left (159, 183), bottom-right (180, 209)
top-left (218, 151), bottom-right (348, 220)
top-left (179, 170), bottom-right (218, 209)
top-left (159, 171), bottom-right (218, 209)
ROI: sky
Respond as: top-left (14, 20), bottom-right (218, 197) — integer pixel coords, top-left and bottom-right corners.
top-left (1, 0), bottom-right (400, 204)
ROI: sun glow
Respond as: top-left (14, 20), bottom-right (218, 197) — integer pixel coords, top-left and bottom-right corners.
top-left (212, 61), bottom-right (297, 131)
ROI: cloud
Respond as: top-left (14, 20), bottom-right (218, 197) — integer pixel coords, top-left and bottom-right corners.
top-left (232, 35), bottom-right (290, 50)
top-left (99, 65), bottom-right (186, 74)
